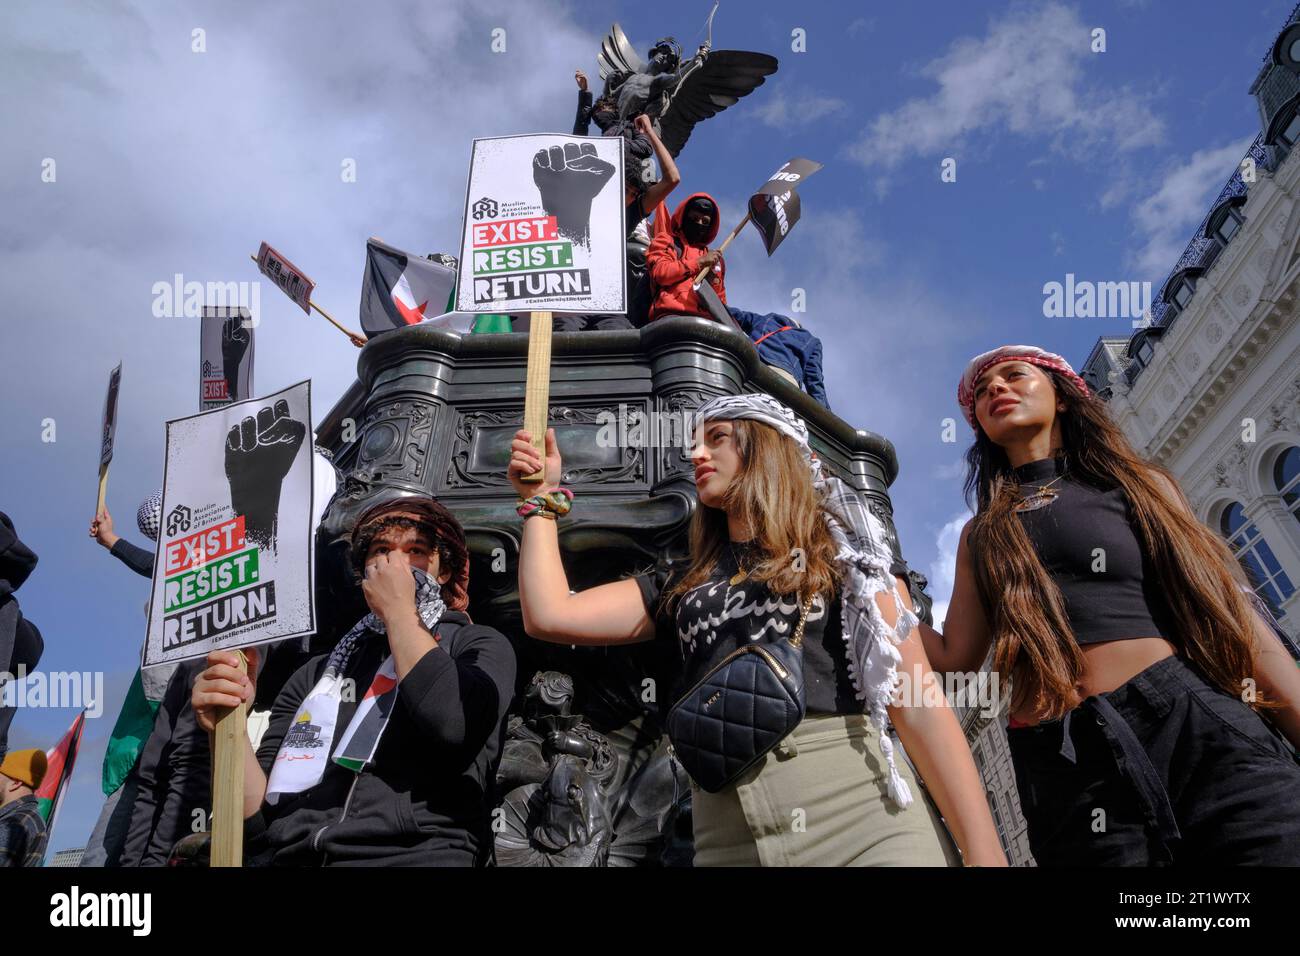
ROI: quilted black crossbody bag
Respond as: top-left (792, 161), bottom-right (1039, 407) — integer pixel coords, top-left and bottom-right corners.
top-left (666, 597), bottom-right (812, 793)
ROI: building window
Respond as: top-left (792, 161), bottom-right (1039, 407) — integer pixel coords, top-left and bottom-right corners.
top-left (986, 790), bottom-right (1004, 832)
top-left (1282, 109), bottom-right (1300, 147)
top-left (1136, 339), bottom-right (1154, 365)
top-left (1275, 446), bottom-right (1300, 528)
top-left (1221, 502), bottom-right (1296, 618)
top-left (1171, 279), bottom-right (1195, 309)
top-left (1214, 212), bottom-right (1241, 245)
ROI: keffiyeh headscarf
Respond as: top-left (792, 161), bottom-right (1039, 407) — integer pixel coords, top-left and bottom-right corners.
top-left (694, 393), bottom-right (918, 807)
top-left (956, 345), bottom-right (1089, 428)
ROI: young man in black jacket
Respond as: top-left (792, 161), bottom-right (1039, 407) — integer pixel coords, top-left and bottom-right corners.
top-left (193, 497), bottom-right (515, 866)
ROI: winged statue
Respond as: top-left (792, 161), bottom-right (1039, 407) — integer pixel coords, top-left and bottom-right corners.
top-left (594, 22), bottom-right (778, 158)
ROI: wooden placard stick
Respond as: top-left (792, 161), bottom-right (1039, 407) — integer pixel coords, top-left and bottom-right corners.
top-left (210, 650), bottom-right (248, 868)
top-left (692, 211), bottom-right (751, 289)
top-left (521, 311), bottom-right (553, 483)
top-left (96, 463), bottom-right (109, 516)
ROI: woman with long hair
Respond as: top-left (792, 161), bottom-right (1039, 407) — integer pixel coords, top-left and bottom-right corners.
top-left (921, 345), bottom-right (1300, 865)
top-left (507, 393), bottom-right (1007, 867)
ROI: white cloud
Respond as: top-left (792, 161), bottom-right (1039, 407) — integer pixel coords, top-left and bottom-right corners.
top-left (1127, 138), bottom-right (1254, 278)
top-left (933, 458), bottom-right (967, 481)
top-left (753, 88), bottom-right (847, 128)
top-left (847, 2), bottom-right (1164, 171)
top-left (926, 512), bottom-right (971, 629)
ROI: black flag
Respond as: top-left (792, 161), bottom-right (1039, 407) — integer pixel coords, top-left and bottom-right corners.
top-left (748, 158), bottom-right (823, 256)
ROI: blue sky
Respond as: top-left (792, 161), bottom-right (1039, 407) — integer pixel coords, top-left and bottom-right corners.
top-left (2, 0), bottom-right (1294, 854)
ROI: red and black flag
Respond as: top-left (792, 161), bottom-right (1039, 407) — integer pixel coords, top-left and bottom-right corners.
top-left (36, 710), bottom-right (86, 848)
top-left (361, 239), bottom-right (458, 337)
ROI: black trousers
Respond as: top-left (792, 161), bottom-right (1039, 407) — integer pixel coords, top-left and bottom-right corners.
top-left (1007, 655), bottom-right (1300, 865)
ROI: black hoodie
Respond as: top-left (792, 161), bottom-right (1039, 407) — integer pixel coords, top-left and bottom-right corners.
top-left (245, 610), bottom-right (515, 866)
top-left (0, 513), bottom-right (43, 758)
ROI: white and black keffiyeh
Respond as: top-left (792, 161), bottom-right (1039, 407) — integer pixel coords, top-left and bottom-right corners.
top-left (136, 490), bottom-right (163, 542)
top-left (326, 566), bottom-right (447, 678)
top-left (694, 393), bottom-right (917, 806)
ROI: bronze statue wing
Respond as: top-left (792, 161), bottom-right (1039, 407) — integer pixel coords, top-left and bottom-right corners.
top-left (597, 23), bottom-right (644, 81)
top-left (656, 50), bottom-right (779, 157)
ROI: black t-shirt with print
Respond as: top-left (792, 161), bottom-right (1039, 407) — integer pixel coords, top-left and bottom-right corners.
top-left (635, 541), bottom-right (909, 716)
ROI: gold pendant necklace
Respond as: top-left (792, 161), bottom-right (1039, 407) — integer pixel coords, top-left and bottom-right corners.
top-left (1013, 474), bottom-right (1065, 513)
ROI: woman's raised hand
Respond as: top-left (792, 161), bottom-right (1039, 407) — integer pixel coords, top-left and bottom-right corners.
top-left (508, 428), bottom-right (562, 499)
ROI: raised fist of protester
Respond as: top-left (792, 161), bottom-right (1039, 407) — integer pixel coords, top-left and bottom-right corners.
top-left (192, 647), bottom-right (260, 735)
top-left (532, 142), bottom-right (615, 245)
top-left (508, 428), bottom-right (562, 499)
top-left (220, 315), bottom-right (250, 400)
top-left (224, 398), bottom-right (306, 551)
top-left (633, 113), bottom-right (654, 136)
top-left (89, 508), bottom-right (119, 550)
top-left (361, 550), bottom-right (420, 627)
top-left (574, 69), bottom-right (588, 91)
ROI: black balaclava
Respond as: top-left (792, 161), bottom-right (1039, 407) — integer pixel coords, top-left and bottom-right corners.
top-left (681, 198), bottom-right (715, 246)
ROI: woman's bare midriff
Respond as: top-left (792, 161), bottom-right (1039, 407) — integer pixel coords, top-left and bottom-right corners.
top-left (1009, 636), bottom-right (1178, 726)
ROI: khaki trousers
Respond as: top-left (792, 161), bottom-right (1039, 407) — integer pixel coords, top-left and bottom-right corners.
top-left (689, 714), bottom-right (960, 867)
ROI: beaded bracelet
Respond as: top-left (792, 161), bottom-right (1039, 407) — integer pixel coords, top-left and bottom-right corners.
top-left (517, 487), bottom-right (574, 520)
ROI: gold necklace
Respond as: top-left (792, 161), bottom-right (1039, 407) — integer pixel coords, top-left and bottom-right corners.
top-left (1013, 473), bottom-right (1066, 513)
top-left (728, 541), bottom-right (755, 586)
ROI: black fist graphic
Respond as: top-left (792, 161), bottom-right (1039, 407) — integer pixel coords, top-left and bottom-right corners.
top-left (221, 316), bottom-right (250, 402)
top-left (532, 142), bottom-right (616, 245)
top-left (224, 399), bottom-right (306, 551)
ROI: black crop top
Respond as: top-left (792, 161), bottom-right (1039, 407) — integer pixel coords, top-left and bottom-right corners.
top-left (1011, 457), bottom-right (1175, 644)
top-left (634, 541), bottom-right (910, 715)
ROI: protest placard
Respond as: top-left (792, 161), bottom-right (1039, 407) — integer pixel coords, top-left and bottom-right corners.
top-left (455, 134), bottom-right (625, 314)
top-left (96, 363), bottom-right (122, 513)
top-left (256, 242), bottom-right (314, 314)
top-left (200, 306), bottom-right (255, 410)
top-left (143, 380), bottom-right (315, 667)
top-left (100, 363), bottom-right (122, 468)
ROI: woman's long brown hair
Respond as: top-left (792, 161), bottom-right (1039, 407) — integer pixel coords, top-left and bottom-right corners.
top-left (664, 419), bottom-right (842, 611)
top-left (964, 369), bottom-right (1266, 718)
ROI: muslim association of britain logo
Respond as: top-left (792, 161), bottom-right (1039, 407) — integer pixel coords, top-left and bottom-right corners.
top-left (165, 504), bottom-right (192, 536)
top-left (283, 712), bottom-right (324, 749)
top-left (471, 196), bottom-right (499, 220)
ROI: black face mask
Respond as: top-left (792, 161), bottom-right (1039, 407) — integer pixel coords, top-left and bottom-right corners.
top-left (682, 219), bottom-right (711, 245)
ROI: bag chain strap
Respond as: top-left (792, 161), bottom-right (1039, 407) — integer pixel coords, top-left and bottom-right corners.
top-left (789, 596), bottom-right (813, 649)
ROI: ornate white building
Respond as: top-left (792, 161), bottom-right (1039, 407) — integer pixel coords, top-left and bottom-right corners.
top-left (1084, 10), bottom-right (1300, 644)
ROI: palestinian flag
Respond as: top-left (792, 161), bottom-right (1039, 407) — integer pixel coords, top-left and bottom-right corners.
top-left (37, 711), bottom-right (85, 840)
top-left (361, 239), bottom-right (457, 336)
top-left (333, 656), bottom-right (398, 773)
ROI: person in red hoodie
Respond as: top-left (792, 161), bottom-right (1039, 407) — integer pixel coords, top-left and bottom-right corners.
top-left (646, 192), bottom-right (727, 323)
